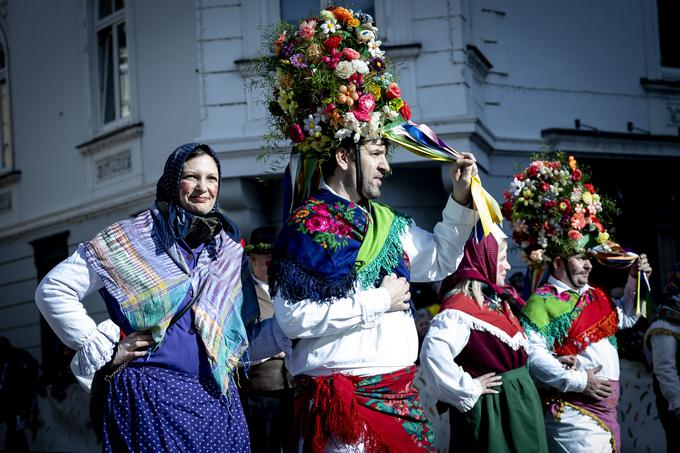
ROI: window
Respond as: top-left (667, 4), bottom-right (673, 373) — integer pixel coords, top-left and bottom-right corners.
top-left (657, 0), bottom-right (680, 68)
top-left (95, 0), bottom-right (130, 126)
top-left (279, 0), bottom-right (375, 24)
top-left (0, 30), bottom-right (11, 172)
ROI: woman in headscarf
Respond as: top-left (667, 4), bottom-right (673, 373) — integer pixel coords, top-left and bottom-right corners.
top-left (35, 143), bottom-right (283, 452)
top-left (420, 226), bottom-right (548, 453)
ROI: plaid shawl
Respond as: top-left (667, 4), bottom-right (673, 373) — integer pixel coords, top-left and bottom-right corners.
top-left (84, 204), bottom-right (248, 394)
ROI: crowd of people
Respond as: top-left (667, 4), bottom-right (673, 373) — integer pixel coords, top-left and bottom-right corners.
top-left (14, 4), bottom-right (677, 453)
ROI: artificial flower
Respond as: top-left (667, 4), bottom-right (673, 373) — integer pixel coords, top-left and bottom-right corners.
top-left (297, 19), bottom-right (317, 40)
top-left (568, 230), bottom-right (583, 241)
top-left (303, 114), bottom-right (323, 136)
top-left (386, 83), bottom-right (401, 99)
top-left (351, 94), bottom-right (376, 122)
top-left (335, 60), bottom-right (356, 79)
top-left (352, 59), bottom-right (369, 74)
top-left (321, 19), bottom-right (340, 35)
top-left (323, 36), bottom-right (342, 51)
top-left (348, 18), bottom-right (360, 27)
top-left (357, 28), bottom-right (376, 43)
top-left (367, 39), bottom-right (384, 57)
top-left (306, 43), bottom-right (323, 64)
top-left (336, 84), bottom-right (359, 106)
top-left (343, 48), bottom-right (360, 60)
top-left (290, 53), bottom-right (307, 68)
top-left (332, 6), bottom-right (353, 22)
top-left (399, 102), bottom-right (412, 120)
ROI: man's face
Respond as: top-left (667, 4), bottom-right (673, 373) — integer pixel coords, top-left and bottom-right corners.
top-left (358, 140), bottom-right (390, 200)
top-left (249, 252), bottom-right (271, 281)
top-left (555, 254), bottom-right (592, 290)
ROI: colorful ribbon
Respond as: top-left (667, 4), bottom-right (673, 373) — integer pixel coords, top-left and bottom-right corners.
top-left (383, 121), bottom-right (502, 236)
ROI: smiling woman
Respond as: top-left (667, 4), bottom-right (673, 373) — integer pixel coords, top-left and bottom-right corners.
top-left (35, 143), bottom-right (286, 452)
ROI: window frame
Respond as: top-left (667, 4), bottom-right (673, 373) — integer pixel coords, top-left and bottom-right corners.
top-left (90, 0), bottom-right (133, 132)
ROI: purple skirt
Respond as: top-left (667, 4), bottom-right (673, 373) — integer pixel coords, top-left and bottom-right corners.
top-left (102, 365), bottom-right (249, 452)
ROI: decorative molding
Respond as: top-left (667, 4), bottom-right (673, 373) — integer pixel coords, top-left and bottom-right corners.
top-left (466, 44), bottom-right (493, 80)
top-left (76, 122), bottom-right (143, 156)
top-left (640, 78), bottom-right (680, 96)
top-left (0, 184), bottom-right (156, 242)
top-left (383, 43), bottom-right (422, 60)
top-left (95, 149), bottom-right (132, 182)
top-left (668, 104), bottom-right (680, 124)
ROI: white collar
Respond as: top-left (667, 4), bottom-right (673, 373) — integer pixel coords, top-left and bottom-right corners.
top-left (547, 275), bottom-right (590, 295)
top-left (253, 275), bottom-right (269, 289)
top-left (320, 179), bottom-right (368, 213)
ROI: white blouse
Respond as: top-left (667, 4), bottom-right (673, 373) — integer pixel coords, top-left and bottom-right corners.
top-left (526, 275), bottom-right (640, 392)
top-left (419, 308), bottom-right (528, 412)
top-left (274, 191), bottom-right (477, 377)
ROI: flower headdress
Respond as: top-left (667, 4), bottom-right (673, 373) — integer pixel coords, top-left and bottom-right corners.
top-left (259, 6), bottom-right (410, 161)
top-left (502, 154), bottom-right (616, 266)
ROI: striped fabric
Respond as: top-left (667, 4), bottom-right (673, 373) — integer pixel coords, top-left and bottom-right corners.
top-left (84, 205), bottom-right (247, 394)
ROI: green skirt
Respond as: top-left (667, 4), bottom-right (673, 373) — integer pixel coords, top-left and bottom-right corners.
top-left (448, 366), bottom-right (548, 453)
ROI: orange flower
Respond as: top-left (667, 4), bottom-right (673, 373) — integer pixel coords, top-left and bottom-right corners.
top-left (332, 7), bottom-right (353, 22)
top-left (568, 155), bottom-right (577, 171)
top-left (348, 18), bottom-right (360, 27)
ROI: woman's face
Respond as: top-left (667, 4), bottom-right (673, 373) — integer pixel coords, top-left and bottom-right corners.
top-left (496, 239), bottom-right (511, 286)
top-left (178, 154), bottom-right (219, 215)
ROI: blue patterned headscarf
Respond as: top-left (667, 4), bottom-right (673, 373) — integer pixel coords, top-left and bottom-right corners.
top-left (156, 143), bottom-right (222, 240)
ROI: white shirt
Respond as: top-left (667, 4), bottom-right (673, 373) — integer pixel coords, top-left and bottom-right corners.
top-left (646, 314), bottom-right (680, 411)
top-left (419, 307), bottom-right (528, 412)
top-left (274, 186), bottom-right (476, 377)
top-left (526, 275), bottom-right (639, 392)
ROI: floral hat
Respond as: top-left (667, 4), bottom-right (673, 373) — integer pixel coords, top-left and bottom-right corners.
top-left (257, 5), bottom-right (410, 161)
top-left (502, 154), bottom-right (616, 266)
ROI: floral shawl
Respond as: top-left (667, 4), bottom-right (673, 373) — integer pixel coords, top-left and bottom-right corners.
top-left (269, 188), bottom-right (411, 303)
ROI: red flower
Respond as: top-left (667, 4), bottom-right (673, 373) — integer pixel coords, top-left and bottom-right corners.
top-left (540, 182), bottom-right (550, 192)
top-left (526, 165), bottom-right (539, 178)
top-left (514, 173), bottom-right (525, 181)
top-left (386, 83), bottom-right (401, 99)
top-left (568, 230), bottom-right (583, 241)
top-left (583, 183), bottom-right (595, 194)
top-left (323, 36), bottom-right (342, 51)
top-left (352, 94), bottom-right (375, 122)
top-left (572, 169), bottom-right (582, 181)
top-left (288, 124), bottom-right (305, 143)
top-left (591, 216), bottom-right (605, 232)
top-left (239, 238), bottom-right (247, 249)
top-left (544, 221), bottom-right (556, 234)
top-left (399, 102), bottom-right (412, 121)
top-left (544, 200), bottom-right (557, 209)
top-left (342, 48), bottom-right (360, 60)
top-left (559, 199), bottom-right (571, 214)
top-left (501, 200), bottom-right (513, 219)
top-left (503, 191), bottom-right (512, 200)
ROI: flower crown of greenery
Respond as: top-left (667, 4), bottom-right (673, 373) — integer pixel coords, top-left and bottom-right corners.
top-left (502, 153), bottom-right (617, 265)
top-left (255, 5), bottom-right (410, 163)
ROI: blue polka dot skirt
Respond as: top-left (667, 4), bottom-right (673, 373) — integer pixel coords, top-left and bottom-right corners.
top-left (102, 365), bottom-right (250, 452)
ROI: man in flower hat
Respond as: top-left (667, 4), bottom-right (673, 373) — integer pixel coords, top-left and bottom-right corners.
top-left (259, 5), bottom-right (479, 451)
top-left (503, 154), bottom-right (652, 452)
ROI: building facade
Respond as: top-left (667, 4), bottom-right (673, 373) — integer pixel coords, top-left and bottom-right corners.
top-left (0, 0), bottom-right (678, 449)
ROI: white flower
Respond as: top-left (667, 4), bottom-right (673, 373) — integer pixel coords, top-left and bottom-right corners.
top-left (352, 59), bottom-right (369, 74)
top-left (382, 105), bottom-right (399, 119)
top-left (570, 188), bottom-right (583, 203)
top-left (362, 111), bottom-right (383, 140)
top-left (335, 128), bottom-right (353, 140)
top-left (303, 114), bottom-right (322, 136)
top-left (320, 19), bottom-right (339, 35)
top-left (510, 177), bottom-right (525, 196)
top-left (367, 39), bottom-right (384, 57)
top-left (342, 112), bottom-right (360, 131)
top-left (357, 28), bottom-right (375, 43)
top-left (335, 60), bottom-right (356, 79)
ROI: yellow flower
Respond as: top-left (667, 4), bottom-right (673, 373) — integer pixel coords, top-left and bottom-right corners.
top-left (365, 83), bottom-right (381, 101)
top-left (582, 191), bottom-right (593, 204)
top-left (597, 231), bottom-right (610, 244)
top-left (348, 18), bottom-right (360, 27)
top-left (388, 98), bottom-right (404, 110)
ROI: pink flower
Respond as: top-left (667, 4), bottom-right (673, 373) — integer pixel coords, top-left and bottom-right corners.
top-left (571, 213), bottom-right (586, 230)
top-left (288, 124), bottom-right (305, 143)
top-left (540, 182), bottom-right (550, 192)
top-left (297, 19), bottom-right (317, 40)
top-left (386, 83), bottom-right (401, 99)
top-left (568, 229), bottom-right (583, 241)
top-left (311, 203), bottom-right (330, 216)
top-left (342, 48), bottom-right (360, 60)
top-left (572, 169), bottom-right (582, 181)
top-left (305, 215), bottom-right (330, 233)
top-left (351, 94), bottom-right (375, 122)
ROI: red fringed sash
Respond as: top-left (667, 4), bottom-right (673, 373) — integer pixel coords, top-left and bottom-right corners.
top-left (555, 287), bottom-right (618, 356)
top-left (293, 366), bottom-right (434, 453)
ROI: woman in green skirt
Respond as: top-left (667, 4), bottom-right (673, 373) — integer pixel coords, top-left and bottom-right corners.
top-left (420, 226), bottom-right (548, 452)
